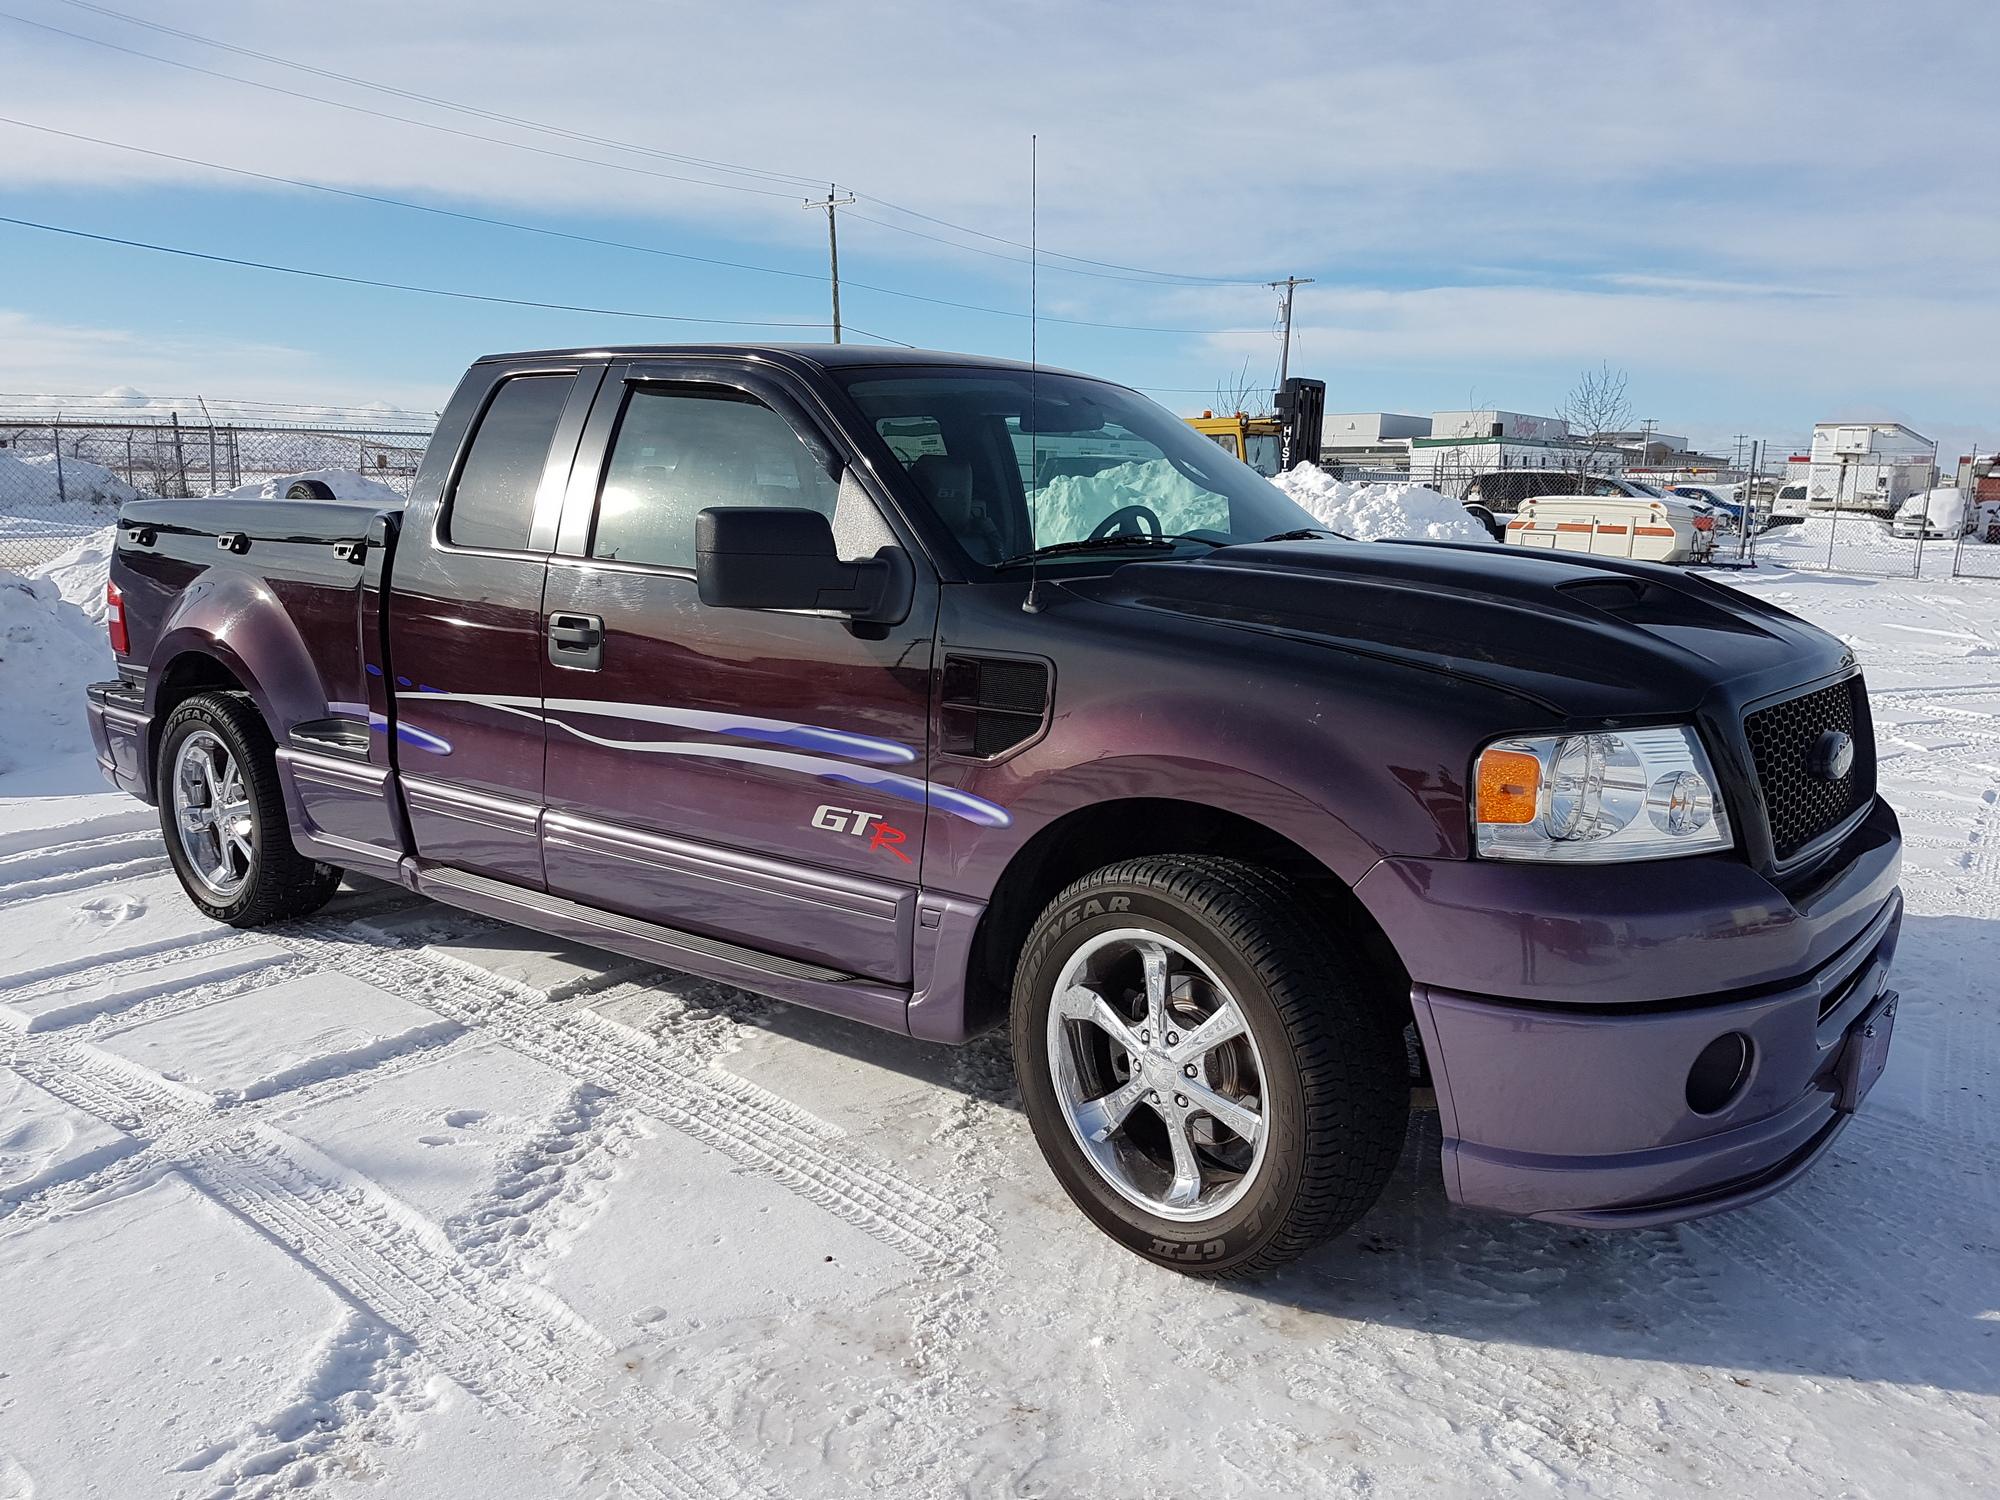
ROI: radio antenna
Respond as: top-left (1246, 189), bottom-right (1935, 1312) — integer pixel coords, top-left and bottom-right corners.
top-left (1022, 132), bottom-right (1043, 614)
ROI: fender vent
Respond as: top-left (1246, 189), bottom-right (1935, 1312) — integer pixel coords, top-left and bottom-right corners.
top-left (942, 655), bottom-right (1048, 759)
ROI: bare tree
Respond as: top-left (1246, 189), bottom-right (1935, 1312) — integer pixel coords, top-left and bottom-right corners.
top-left (1557, 362), bottom-right (1634, 475)
top-left (1211, 357), bottom-right (1266, 417)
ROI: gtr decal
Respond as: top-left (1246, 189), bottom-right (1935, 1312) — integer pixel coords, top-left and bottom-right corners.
top-left (812, 804), bottom-right (913, 863)
top-left (392, 691), bottom-right (1013, 828)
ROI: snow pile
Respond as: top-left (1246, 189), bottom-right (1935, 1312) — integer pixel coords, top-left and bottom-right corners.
top-left (1897, 487), bottom-right (1965, 532)
top-left (209, 468), bottom-right (408, 504)
top-left (0, 569), bottom-right (112, 780)
top-left (1033, 458), bottom-right (1227, 541)
top-left (0, 452), bottom-right (143, 511)
top-left (28, 528), bottom-right (116, 623)
top-left (1272, 465), bottom-right (1492, 543)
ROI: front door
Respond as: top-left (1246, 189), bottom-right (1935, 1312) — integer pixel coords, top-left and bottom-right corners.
top-left (536, 365), bottom-right (937, 984)
top-left (387, 363), bottom-right (599, 887)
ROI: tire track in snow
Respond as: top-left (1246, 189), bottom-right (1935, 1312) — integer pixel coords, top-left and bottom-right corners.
top-left (4, 1009), bottom-right (779, 1500)
top-left (192, 1125), bottom-right (777, 1500)
top-left (172, 1308), bottom-right (436, 1500)
top-left (265, 923), bottom-right (988, 1271)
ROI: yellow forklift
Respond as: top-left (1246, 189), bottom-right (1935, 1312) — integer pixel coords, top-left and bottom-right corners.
top-left (1185, 378), bottom-right (1324, 477)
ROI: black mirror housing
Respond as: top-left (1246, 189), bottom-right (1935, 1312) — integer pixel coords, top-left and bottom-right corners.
top-left (694, 507), bottom-right (912, 624)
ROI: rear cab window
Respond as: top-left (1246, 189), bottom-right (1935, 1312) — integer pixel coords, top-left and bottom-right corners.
top-left (445, 373), bottom-right (575, 550)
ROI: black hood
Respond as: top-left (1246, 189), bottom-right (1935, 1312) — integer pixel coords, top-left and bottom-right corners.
top-left (1083, 538), bottom-right (1852, 720)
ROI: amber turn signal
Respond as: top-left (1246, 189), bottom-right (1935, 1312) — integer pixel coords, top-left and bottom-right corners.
top-left (1476, 747), bottom-right (1541, 825)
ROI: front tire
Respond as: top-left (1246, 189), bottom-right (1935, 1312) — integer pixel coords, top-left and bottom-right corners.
top-left (1011, 856), bottom-right (1407, 1278)
top-left (157, 691), bottom-right (342, 926)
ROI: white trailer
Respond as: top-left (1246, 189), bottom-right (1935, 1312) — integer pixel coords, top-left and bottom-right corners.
top-left (1807, 422), bottom-right (1935, 517)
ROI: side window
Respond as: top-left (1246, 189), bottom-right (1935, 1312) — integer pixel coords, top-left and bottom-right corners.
top-left (445, 373), bottom-right (574, 550)
top-left (592, 386), bottom-right (889, 571)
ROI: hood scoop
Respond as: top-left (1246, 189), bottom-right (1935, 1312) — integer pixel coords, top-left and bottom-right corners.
top-left (1079, 539), bottom-right (1808, 717)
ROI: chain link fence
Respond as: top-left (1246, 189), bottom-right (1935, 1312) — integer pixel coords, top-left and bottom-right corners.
top-left (0, 418), bottom-right (433, 571)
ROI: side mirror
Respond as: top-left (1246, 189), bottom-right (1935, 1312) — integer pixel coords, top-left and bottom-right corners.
top-left (695, 507), bottom-right (912, 625)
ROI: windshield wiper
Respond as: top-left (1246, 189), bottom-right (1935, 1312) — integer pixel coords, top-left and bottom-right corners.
top-left (1260, 526), bottom-right (1349, 542)
top-left (992, 532), bottom-right (1224, 569)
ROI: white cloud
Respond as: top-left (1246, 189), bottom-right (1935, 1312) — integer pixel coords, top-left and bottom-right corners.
top-left (0, 309), bottom-right (445, 413)
top-left (0, 0), bottom-right (1992, 431)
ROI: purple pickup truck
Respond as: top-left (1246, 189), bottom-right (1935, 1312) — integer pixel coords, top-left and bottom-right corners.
top-left (86, 346), bottom-right (1903, 1277)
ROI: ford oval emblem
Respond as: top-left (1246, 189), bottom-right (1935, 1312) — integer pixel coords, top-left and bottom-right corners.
top-left (1810, 729), bottom-right (1855, 781)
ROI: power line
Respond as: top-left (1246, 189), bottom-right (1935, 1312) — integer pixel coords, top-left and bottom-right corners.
top-left (0, 213), bottom-right (834, 330)
top-left (849, 192), bottom-right (1262, 285)
top-left (0, 115), bottom-right (1275, 335)
top-left (26, 0), bottom-right (1266, 289)
top-left (0, 11), bottom-right (804, 201)
top-left (51, 0), bottom-right (827, 192)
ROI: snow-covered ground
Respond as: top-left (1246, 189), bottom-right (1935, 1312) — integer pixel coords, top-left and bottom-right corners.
top-left (0, 544), bottom-right (1995, 1498)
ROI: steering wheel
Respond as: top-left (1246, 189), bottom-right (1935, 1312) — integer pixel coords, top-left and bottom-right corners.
top-left (1087, 503), bottom-right (1164, 541)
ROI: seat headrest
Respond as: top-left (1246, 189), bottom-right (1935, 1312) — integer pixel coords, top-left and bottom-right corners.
top-left (908, 454), bottom-right (975, 517)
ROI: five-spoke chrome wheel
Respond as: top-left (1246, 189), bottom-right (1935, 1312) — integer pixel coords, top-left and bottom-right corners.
top-left (1047, 928), bottom-right (1269, 1222)
top-left (170, 729), bottom-right (255, 900)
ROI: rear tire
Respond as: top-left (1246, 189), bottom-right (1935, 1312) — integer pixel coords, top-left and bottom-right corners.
top-left (157, 691), bottom-right (342, 927)
top-left (1012, 855), bottom-right (1408, 1278)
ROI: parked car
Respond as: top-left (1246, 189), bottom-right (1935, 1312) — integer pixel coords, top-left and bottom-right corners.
top-left (1505, 490), bottom-right (1718, 564)
top-left (1461, 468), bottom-right (1627, 513)
top-left (1890, 487), bottom-right (1966, 540)
top-left (1772, 481), bottom-right (1810, 519)
top-left (87, 344), bottom-right (1903, 1278)
top-left (1670, 483), bottom-right (1755, 532)
top-left (1462, 500), bottom-right (1505, 541)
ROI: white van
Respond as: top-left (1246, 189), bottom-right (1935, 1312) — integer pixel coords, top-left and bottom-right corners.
top-left (1504, 492), bottom-right (1716, 565)
top-left (1772, 481), bottom-right (1810, 518)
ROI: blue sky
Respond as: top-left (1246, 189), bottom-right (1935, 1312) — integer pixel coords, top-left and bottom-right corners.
top-left (3, 0), bottom-right (1995, 456)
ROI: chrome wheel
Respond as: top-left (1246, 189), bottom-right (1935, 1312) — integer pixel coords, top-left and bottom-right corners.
top-left (1046, 928), bottom-right (1269, 1222)
top-left (171, 729), bottom-right (254, 900)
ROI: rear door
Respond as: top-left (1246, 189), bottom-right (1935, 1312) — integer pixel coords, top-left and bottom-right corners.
top-left (536, 360), bottom-right (937, 983)
top-left (387, 361), bottom-right (602, 887)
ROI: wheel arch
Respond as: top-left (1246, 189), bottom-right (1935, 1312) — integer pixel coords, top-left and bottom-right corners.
top-left (139, 648), bottom-right (252, 798)
top-left (963, 796), bottom-right (1410, 1035)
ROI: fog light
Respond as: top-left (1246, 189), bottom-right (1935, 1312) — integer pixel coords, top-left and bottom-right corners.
top-left (1686, 1032), bottom-right (1753, 1114)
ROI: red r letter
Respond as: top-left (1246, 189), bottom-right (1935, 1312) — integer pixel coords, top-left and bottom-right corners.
top-left (869, 823), bottom-right (913, 864)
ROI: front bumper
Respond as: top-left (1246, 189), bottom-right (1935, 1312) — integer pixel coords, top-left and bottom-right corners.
top-left (1359, 798), bottom-right (1903, 1224)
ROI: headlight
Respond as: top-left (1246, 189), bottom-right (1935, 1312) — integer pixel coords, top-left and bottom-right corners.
top-left (1473, 726), bottom-right (1732, 862)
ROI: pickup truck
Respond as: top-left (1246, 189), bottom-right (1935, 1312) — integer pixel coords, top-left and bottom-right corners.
top-left (86, 345), bottom-right (1904, 1278)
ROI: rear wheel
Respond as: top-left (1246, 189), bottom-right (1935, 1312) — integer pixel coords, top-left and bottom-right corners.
top-left (1012, 856), bottom-right (1408, 1278)
top-left (157, 691), bottom-right (342, 926)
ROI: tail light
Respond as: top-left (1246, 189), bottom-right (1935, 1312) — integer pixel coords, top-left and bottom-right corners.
top-left (106, 579), bottom-right (129, 655)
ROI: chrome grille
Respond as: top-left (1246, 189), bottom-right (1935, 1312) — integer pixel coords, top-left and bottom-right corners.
top-left (1744, 677), bottom-right (1873, 861)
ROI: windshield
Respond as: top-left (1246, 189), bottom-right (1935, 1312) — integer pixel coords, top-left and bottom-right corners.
top-left (838, 367), bottom-right (1321, 571)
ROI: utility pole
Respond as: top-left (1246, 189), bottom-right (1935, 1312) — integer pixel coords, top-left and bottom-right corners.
top-left (1637, 417), bottom-right (1657, 473)
top-left (1268, 276), bottom-right (1314, 387)
top-left (804, 183), bottom-right (856, 343)
top-left (197, 395), bottom-right (217, 494)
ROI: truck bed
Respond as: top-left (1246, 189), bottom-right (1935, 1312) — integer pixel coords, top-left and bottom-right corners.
top-left (121, 495), bottom-right (397, 546)
top-left (106, 494), bottom-right (406, 825)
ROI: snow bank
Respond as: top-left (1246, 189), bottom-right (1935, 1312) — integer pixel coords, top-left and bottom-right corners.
top-left (0, 570), bottom-right (112, 781)
top-left (28, 528), bottom-right (117, 623)
top-left (1032, 458), bottom-right (1226, 541)
top-left (209, 468), bottom-right (407, 504)
top-left (1272, 465), bottom-right (1492, 543)
top-left (0, 452), bottom-right (143, 511)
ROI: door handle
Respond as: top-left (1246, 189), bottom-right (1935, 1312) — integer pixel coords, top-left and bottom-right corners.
top-left (547, 611), bottom-right (604, 670)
